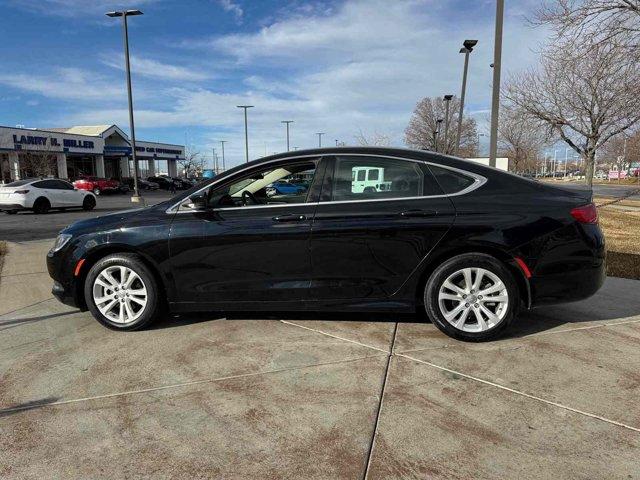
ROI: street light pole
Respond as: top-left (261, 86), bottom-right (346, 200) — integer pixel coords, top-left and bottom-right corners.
top-left (443, 94), bottom-right (453, 154)
top-left (316, 132), bottom-right (325, 148)
top-left (237, 105), bottom-right (254, 163)
top-left (106, 9), bottom-right (144, 203)
top-left (455, 39), bottom-right (477, 156)
top-left (488, 0), bottom-right (504, 168)
top-left (435, 118), bottom-right (443, 153)
top-left (220, 140), bottom-right (226, 172)
top-left (281, 120), bottom-right (293, 151)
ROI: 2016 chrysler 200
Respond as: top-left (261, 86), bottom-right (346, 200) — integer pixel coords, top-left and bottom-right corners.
top-left (47, 147), bottom-right (605, 341)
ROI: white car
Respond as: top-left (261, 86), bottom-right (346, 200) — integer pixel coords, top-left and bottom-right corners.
top-left (0, 178), bottom-right (96, 214)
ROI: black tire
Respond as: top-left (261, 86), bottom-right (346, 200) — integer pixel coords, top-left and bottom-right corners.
top-left (4, 210), bottom-right (17, 215)
top-left (33, 197), bottom-right (51, 214)
top-left (84, 253), bottom-right (160, 331)
top-left (424, 253), bottom-right (519, 342)
top-left (82, 195), bottom-right (96, 211)
top-left (93, 187), bottom-right (101, 196)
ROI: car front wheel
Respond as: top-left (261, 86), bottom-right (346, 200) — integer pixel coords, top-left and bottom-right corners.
top-left (92, 187), bottom-right (101, 195)
top-left (84, 254), bottom-right (160, 330)
top-left (424, 253), bottom-right (518, 341)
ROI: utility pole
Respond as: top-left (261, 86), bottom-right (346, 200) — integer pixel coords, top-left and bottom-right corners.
top-left (488, 0), bottom-right (504, 168)
top-left (316, 132), bottom-right (325, 148)
top-left (237, 105), bottom-right (254, 163)
top-left (220, 140), bottom-right (226, 172)
top-left (281, 120), bottom-right (293, 151)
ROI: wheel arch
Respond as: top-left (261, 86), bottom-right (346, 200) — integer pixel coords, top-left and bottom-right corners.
top-left (413, 244), bottom-right (531, 310)
top-left (74, 244), bottom-right (170, 310)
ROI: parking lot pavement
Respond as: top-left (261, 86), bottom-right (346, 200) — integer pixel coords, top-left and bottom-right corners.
top-left (1, 241), bottom-right (639, 479)
top-left (0, 190), bottom-right (174, 241)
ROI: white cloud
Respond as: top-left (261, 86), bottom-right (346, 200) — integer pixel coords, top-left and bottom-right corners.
top-left (6, 0), bottom-right (549, 166)
top-left (0, 67), bottom-right (125, 101)
top-left (218, 0), bottom-right (243, 21)
top-left (7, 0), bottom-right (162, 17)
top-left (101, 54), bottom-right (212, 82)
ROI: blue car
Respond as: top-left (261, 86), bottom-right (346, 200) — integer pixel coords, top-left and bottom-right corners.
top-left (268, 181), bottom-right (306, 195)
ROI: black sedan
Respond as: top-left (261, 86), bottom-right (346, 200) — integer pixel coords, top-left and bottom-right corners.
top-left (47, 147), bottom-right (605, 341)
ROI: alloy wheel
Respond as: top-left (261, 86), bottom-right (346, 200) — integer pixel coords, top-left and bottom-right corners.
top-left (92, 265), bottom-right (148, 324)
top-left (437, 267), bottom-right (509, 333)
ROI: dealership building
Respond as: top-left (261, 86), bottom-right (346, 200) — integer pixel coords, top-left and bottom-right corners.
top-left (0, 124), bottom-right (185, 183)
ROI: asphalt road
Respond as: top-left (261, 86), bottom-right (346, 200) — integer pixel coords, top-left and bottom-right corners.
top-left (555, 182), bottom-right (640, 198)
top-left (0, 190), bottom-right (175, 241)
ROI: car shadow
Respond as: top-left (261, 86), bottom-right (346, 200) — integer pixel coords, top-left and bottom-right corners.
top-left (0, 397), bottom-right (61, 418)
top-left (0, 310), bottom-right (78, 331)
top-left (499, 298), bottom-right (640, 340)
top-left (150, 310), bottom-right (421, 330)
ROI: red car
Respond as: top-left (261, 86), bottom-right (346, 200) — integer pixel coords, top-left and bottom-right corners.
top-left (73, 176), bottom-right (121, 195)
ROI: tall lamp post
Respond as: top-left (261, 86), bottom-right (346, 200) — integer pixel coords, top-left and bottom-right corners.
top-left (106, 9), bottom-right (144, 203)
top-left (443, 94), bottom-right (453, 154)
top-left (281, 120), bottom-right (293, 151)
top-left (237, 105), bottom-right (254, 163)
top-left (219, 140), bottom-right (227, 172)
top-left (455, 39), bottom-right (477, 156)
top-left (488, 0), bottom-right (504, 168)
top-left (316, 132), bottom-right (325, 148)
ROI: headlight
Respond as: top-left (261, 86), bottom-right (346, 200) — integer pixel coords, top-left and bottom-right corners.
top-left (51, 233), bottom-right (72, 253)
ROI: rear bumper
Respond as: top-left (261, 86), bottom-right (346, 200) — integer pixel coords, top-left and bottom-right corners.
top-left (529, 223), bottom-right (606, 306)
top-left (0, 203), bottom-right (27, 211)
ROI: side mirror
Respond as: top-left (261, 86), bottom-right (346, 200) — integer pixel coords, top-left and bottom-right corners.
top-left (187, 193), bottom-right (207, 210)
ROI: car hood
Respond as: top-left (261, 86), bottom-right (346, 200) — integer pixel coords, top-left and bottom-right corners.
top-left (62, 207), bottom-right (150, 236)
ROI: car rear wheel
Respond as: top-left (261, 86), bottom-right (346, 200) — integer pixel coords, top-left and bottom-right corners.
top-left (424, 253), bottom-right (518, 341)
top-left (83, 195), bottom-right (96, 211)
top-left (84, 254), bottom-right (160, 330)
top-left (33, 197), bottom-right (51, 214)
top-left (92, 187), bottom-right (101, 195)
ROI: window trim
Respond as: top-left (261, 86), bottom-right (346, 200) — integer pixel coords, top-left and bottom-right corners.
top-left (167, 153), bottom-right (486, 214)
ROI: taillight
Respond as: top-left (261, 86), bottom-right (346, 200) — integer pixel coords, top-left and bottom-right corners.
top-left (14, 189), bottom-right (30, 194)
top-left (570, 203), bottom-right (598, 224)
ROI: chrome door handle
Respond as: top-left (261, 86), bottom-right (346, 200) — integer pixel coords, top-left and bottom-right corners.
top-left (272, 214), bottom-right (307, 222)
top-left (399, 209), bottom-right (438, 218)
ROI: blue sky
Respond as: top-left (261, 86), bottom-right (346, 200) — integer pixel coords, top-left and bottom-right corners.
top-left (0, 0), bottom-right (547, 169)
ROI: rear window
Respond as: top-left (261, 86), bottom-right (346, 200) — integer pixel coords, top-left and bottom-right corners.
top-left (428, 165), bottom-right (475, 194)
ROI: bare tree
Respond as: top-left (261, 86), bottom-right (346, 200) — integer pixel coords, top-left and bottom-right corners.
top-left (405, 96), bottom-right (478, 157)
top-left (503, 40), bottom-right (640, 187)
top-left (601, 130), bottom-right (640, 176)
top-left (178, 147), bottom-right (204, 177)
top-left (354, 129), bottom-right (391, 147)
top-left (497, 106), bottom-right (549, 173)
top-left (536, 0), bottom-right (640, 50)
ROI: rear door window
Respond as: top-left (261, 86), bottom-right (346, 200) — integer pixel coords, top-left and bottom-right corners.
top-left (327, 156), bottom-right (442, 201)
top-left (427, 165), bottom-right (476, 194)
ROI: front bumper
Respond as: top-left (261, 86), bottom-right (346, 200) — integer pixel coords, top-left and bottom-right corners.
top-left (47, 249), bottom-right (83, 309)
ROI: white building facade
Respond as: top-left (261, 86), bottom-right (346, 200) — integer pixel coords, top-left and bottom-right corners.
top-left (0, 124), bottom-right (184, 183)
